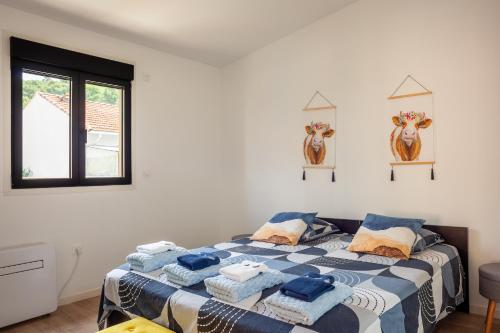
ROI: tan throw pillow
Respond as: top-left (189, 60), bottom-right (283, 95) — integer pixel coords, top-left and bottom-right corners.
top-left (251, 219), bottom-right (308, 246)
top-left (347, 214), bottom-right (425, 259)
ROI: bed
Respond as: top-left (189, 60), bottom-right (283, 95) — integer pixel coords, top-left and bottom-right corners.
top-left (97, 218), bottom-right (468, 333)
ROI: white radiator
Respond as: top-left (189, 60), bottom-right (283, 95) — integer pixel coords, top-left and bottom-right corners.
top-left (0, 243), bottom-right (57, 328)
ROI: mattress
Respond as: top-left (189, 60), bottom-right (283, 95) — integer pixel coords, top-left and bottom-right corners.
top-left (98, 233), bottom-right (464, 333)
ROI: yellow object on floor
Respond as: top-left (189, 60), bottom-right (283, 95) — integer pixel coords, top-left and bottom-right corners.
top-left (97, 317), bottom-right (174, 333)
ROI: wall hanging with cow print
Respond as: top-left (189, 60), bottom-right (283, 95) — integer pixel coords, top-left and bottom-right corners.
top-left (302, 91), bottom-right (336, 182)
top-left (388, 75), bottom-right (435, 181)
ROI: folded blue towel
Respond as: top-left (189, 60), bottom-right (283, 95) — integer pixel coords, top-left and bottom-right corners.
top-left (204, 270), bottom-right (283, 303)
top-left (177, 252), bottom-right (220, 271)
top-left (280, 272), bottom-right (335, 302)
top-left (126, 247), bottom-right (188, 273)
top-left (265, 282), bottom-right (353, 326)
top-left (163, 260), bottom-right (229, 286)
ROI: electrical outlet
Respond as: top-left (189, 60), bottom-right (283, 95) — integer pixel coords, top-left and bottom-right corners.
top-left (73, 243), bottom-right (83, 256)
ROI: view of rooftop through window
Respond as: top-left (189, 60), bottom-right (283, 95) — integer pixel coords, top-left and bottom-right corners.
top-left (85, 82), bottom-right (123, 178)
top-left (22, 72), bottom-right (123, 179)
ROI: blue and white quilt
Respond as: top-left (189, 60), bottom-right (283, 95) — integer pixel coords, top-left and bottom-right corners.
top-left (98, 233), bottom-right (464, 333)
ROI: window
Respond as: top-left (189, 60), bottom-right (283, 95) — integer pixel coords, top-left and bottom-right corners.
top-left (84, 81), bottom-right (124, 178)
top-left (10, 37), bottom-right (133, 188)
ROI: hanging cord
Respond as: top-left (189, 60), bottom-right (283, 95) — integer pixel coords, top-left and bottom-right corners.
top-left (390, 166), bottom-right (395, 181)
top-left (333, 102), bottom-right (337, 181)
top-left (431, 94), bottom-right (436, 180)
top-left (302, 169), bottom-right (306, 181)
top-left (303, 90), bottom-right (336, 110)
top-left (58, 249), bottom-right (81, 300)
top-left (388, 74), bottom-right (432, 99)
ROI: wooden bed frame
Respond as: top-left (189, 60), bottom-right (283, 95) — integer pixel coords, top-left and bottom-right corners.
top-left (320, 218), bottom-right (469, 313)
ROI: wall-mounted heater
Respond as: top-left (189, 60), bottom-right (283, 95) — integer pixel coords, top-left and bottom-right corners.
top-left (0, 243), bottom-right (57, 328)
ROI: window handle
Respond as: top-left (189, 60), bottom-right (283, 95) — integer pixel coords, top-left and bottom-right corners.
top-left (80, 129), bottom-right (87, 143)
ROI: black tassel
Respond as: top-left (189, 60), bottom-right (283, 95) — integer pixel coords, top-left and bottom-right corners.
top-left (431, 166), bottom-right (435, 180)
top-left (331, 170), bottom-right (336, 182)
top-left (302, 170), bottom-right (306, 181)
top-left (390, 168), bottom-right (394, 181)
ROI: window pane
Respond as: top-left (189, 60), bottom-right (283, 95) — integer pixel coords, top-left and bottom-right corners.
top-left (85, 82), bottom-right (123, 178)
top-left (22, 71), bottom-right (71, 179)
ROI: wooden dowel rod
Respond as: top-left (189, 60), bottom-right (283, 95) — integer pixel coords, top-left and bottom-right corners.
top-left (303, 106), bottom-right (336, 111)
top-left (390, 161), bottom-right (435, 166)
top-left (388, 91), bottom-right (432, 100)
top-left (303, 165), bottom-right (336, 170)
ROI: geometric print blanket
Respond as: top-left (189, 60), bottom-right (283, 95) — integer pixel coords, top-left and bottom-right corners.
top-left (98, 233), bottom-right (464, 333)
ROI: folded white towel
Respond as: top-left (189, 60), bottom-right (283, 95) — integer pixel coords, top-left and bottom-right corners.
top-left (219, 260), bottom-right (268, 283)
top-left (136, 241), bottom-right (176, 255)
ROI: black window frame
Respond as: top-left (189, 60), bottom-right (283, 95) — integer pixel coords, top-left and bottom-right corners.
top-left (10, 37), bottom-right (133, 189)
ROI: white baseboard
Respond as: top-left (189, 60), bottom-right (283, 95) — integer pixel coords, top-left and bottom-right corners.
top-left (470, 303), bottom-right (500, 319)
top-left (58, 287), bottom-right (101, 306)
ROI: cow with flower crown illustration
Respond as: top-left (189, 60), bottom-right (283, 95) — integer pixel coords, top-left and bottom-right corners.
top-left (304, 122), bottom-right (335, 165)
top-left (390, 111), bottom-right (432, 161)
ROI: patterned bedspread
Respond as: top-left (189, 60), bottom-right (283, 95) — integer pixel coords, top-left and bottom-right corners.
top-left (98, 234), bottom-right (464, 333)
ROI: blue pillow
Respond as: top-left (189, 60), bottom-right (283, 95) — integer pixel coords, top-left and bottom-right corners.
top-left (362, 213), bottom-right (424, 232)
top-left (300, 218), bottom-right (340, 242)
top-left (269, 212), bottom-right (317, 225)
top-left (412, 228), bottom-right (444, 253)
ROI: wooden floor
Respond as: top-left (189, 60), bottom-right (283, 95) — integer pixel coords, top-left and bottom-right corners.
top-left (436, 311), bottom-right (500, 333)
top-left (0, 296), bottom-right (498, 333)
top-left (0, 297), bottom-right (100, 333)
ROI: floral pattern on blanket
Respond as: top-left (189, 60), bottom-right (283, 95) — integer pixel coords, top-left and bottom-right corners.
top-left (99, 233), bottom-right (464, 333)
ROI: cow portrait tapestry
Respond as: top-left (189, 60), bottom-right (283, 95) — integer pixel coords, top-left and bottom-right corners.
top-left (390, 110), bottom-right (432, 162)
top-left (302, 91), bottom-right (336, 181)
top-left (388, 75), bottom-right (435, 180)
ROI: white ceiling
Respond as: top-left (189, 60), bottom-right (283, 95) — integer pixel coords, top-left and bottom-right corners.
top-left (0, 0), bottom-right (357, 67)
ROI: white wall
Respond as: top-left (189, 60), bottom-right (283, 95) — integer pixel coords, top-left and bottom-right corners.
top-left (0, 5), bottom-right (223, 302)
top-left (221, 0), bottom-right (500, 315)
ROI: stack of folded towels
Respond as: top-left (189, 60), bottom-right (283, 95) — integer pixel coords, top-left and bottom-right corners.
top-left (205, 260), bottom-right (283, 303)
top-left (126, 241), bottom-right (188, 273)
top-left (163, 252), bottom-right (225, 286)
top-left (264, 272), bottom-right (353, 326)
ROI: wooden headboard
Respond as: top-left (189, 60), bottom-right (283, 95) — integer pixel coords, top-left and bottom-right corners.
top-left (319, 217), bottom-right (469, 313)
